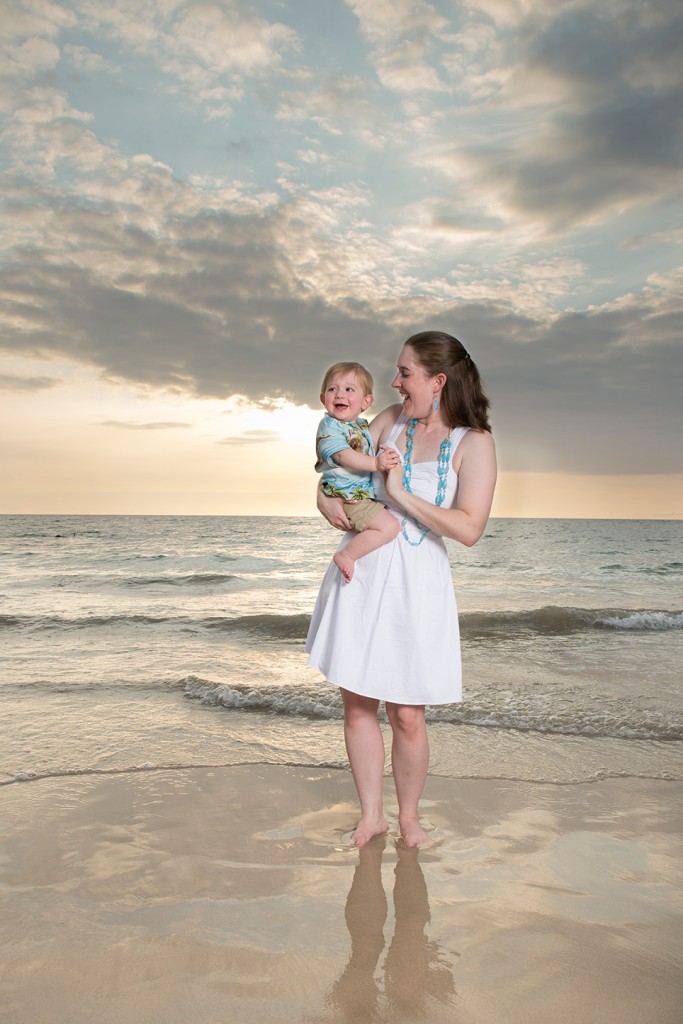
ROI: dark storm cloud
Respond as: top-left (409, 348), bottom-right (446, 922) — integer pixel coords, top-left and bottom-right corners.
top-left (3, 207), bottom-right (679, 476)
top-left (527, 2), bottom-right (682, 90)
top-left (470, 1), bottom-right (683, 228)
top-left (0, 199), bottom-right (397, 407)
top-left (399, 289), bottom-right (682, 475)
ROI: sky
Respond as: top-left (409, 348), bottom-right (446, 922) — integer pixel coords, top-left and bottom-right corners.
top-left (1, 0), bottom-right (682, 518)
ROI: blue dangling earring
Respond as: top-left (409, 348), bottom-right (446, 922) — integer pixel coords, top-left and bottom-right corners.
top-left (433, 394), bottom-right (439, 412)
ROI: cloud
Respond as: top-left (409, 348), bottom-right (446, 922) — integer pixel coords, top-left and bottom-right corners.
top-left (494, 93), bottom-right (683, 231)
top-left (0, 166), bottom-right (397, 403)
top-left (0, 73), bottom-right (680, 475)
top-left (0, 0), bottom-right (681, 485)
top-left (346, 0), bottom-right (450, 94)
top-left (219, 430), bottom-right (279, 445)
top-left (276, 74), bottom-right (396, 147)
top-left (419, 1), bottom-right (683, 233)
top-left (0, 3), bottom-right (73, 114)
top-left (0, 372), bottom-right (61, 391)
top-left (66, 0), bottom-right (300, 119)
top-left (100, 421), bottom-right (192, 430)
top-left (2, 164), bottom-right (679, 476)
top-left (62, 43), bottom-right (120, 76)
top-left (0, 0), bottom-right (74, 42)
top-left (346, 0), bottom-right (448, 42)
top-left (621, 225), bottom-right (683, 251)
top-left (458, 271), bottom-right (683, 474)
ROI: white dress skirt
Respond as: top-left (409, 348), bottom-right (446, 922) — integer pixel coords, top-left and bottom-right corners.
top-left (305, 414), bottom-right (469, 705)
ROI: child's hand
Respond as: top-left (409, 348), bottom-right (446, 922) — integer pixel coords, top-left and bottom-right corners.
top-left (377, 446), bottom-right (400, 472)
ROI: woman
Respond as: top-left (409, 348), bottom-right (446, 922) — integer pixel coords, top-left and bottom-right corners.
top-left (305, 331), bottom-right (497, 848)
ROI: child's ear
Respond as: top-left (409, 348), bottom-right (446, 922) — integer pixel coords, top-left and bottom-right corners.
top-left (320, 394), bottom-right (326, 407)
top-left (361, 394), bottom-right (373, 411)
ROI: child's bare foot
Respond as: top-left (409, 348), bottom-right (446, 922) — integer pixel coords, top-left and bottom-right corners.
top-left (333, 550), bottom-right (356, 583)
top-left (351, 816), bottom-right (389, 848)
top-left (398, 816), bottom-right (431, 848)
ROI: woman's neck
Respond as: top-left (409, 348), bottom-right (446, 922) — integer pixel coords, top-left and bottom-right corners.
top-left (412, 412), bottom-right (448, 432)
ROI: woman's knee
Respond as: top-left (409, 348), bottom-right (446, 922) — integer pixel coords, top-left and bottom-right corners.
top-left (386, 703), bottom-right (426, 739)
top-left (340, 688), bottom-right (380, 726)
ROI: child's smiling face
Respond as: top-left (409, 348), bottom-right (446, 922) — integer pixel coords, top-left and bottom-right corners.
top-left (321, 371), bottom-right (373, 423)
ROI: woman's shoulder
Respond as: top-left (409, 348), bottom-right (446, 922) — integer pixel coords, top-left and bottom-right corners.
top-left (461, 426), bottom-right (495, 447)
top-left (452, 426), bottom-right (496, 468)
top-left (368, 403), bottom-right (404, 443)
top-left (370, 403), bottom-right (404, 429)
top-left (457, 426), bottom-right (495, 448)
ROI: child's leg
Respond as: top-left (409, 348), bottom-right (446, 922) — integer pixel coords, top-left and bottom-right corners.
top-left (333, 509), bottom-right (399, 583)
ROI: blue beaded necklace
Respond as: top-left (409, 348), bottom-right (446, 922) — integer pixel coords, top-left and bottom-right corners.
top-left (401, 418), bottom-right (452, 546)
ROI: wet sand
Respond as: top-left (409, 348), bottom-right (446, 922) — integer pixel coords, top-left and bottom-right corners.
top-left (1, 766), bottom-right (681, 1024)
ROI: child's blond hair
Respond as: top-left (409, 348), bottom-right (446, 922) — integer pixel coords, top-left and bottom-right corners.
top-left (320, 361), bottom-right (374, 398)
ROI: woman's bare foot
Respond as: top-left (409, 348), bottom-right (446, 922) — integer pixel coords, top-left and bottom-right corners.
top-left (398, 816), bottom-right (431, 848)
top-left (333, 550), bottom-right (356, 583)
top-left (351, 816), bottom-right (389, 848)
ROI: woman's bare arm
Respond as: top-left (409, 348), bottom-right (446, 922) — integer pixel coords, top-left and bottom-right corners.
top-left (384, 429), bottom-right (497, 547)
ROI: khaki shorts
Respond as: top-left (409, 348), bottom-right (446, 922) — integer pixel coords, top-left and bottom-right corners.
top-left (343, 498), bottom-right (386, 532)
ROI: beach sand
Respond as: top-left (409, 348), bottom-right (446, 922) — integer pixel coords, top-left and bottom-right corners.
top-left (1, 766), bottom-right (681, 1024)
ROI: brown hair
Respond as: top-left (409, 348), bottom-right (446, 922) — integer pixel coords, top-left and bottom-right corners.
top-left (320, 361), bottom-right (374, 397)
top-left (404, 331), bottom-right (491, 431)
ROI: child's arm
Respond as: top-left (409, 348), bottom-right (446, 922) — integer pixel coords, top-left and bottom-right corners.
top-left (332, 446), bottom-right (398, 473)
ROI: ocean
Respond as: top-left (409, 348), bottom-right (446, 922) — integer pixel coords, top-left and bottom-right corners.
top-left (1, 514), bottom-right (681, 787)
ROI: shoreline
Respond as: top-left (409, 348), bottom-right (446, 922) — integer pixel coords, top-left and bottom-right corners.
top-left (3, 698), bottom-right (681, 787)
top-left (3, 754), bottom-right (683, 788)
top-left (2, 765), bottom-right (681, 1023)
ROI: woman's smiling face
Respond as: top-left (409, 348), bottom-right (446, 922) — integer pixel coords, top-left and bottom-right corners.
top-left (391, 345), bottom-right (434, 419)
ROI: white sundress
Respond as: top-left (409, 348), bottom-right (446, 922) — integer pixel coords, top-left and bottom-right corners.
top-left (305, 413), bottom-right (469, 705)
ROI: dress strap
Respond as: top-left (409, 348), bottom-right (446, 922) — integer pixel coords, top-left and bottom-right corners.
top-left (450, 426), bottom-right (470, 455)
top-left (384, 412), bottom-right (408, 450)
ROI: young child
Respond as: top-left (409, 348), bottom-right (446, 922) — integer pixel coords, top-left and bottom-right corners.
top-left (316, 361), bottom-right (400, 582)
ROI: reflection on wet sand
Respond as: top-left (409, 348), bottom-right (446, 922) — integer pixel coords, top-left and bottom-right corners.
top-left (328, 839), bottom-right (456, 1022)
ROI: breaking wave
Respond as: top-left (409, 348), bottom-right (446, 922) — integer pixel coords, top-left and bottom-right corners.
top-left (2, 606), bottom-right (680, 639)
top-left (181, 675), bottom-right (683, 742)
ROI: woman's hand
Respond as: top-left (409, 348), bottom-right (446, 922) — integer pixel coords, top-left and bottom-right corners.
top-left (317, 487), bottom-right (352, 531)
